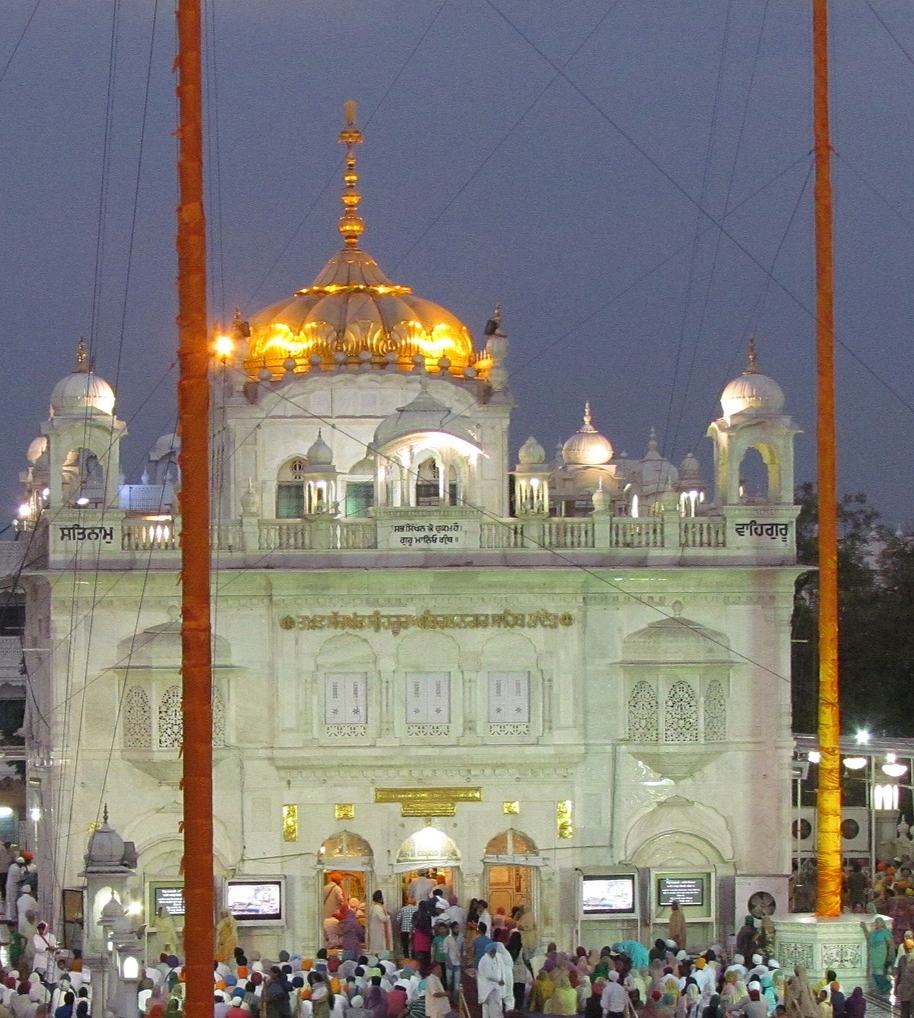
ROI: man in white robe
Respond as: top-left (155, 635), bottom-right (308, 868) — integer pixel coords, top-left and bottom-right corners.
top-left (477, 944), bottom-right (505, 1018)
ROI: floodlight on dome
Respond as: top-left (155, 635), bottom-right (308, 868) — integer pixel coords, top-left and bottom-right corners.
top-left (18, 504), bottom-right (30, 519)
top-left (842, 756), bottom-right (868, 770)
top-left (855, 729), bottom-right (870, 745)
top-left (76, 497), bottom-right (89, 507)
top-left (882, 753), bottom-right (908, 778)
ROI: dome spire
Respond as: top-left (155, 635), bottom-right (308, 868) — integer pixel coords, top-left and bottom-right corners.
top-left (337, 100), bottom-right (365, 249)
top-left (745, 335), bottom-right (758, 374)
top-left (76, 336), bottom-right (89, 374)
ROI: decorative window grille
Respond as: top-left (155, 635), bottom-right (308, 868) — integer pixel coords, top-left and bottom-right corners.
top-left (158, 685), bottom-right (183, 748)
top-left (663, 680), bottom-right (699, 743)
top-left (627, 680), bottom-right (659, 742)
top-left (703, 679), bottom-right (726, 741)
top-left (124, 686), bottom-right (152, 748)
top-left (156, 684), bottom-right (226, 748)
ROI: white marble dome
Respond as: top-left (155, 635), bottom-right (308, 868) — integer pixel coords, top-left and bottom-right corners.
top-left (307, 430), bottom-right (334, 466)
top-left (374, 380), bottom-right (478, 449)
top-left (518, 436), bottom-right (546, 465)
top-left (562, 404), bottom-right (613, 465)
top-left (50, 370), bottom-right (116, 417)
top-left (720, 344), bottom-right (784, 418)
top-left (86, 820), bottom-right (125, 867)
top-left (26, 436), bottom-right (48, 465)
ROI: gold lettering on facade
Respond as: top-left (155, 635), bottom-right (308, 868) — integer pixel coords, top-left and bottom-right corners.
top-left (375, 786), bottom-right (481, 817)
top-left (503, 801), bottom-right (520, 815)
top-left (279, 609), bottom-right (574, 634)
top-left (334, 803), bottom-right (355, 820)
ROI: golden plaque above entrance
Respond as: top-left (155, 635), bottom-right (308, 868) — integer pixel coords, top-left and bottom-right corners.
top-left (375, 786), bottom-right (482, 817)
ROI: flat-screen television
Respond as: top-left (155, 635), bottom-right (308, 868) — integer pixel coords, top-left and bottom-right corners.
top-left (154, 885), bottom-right (186, 917)
top-left (580, 874), bottom-right (637, 917)
top-left (657, 876), bottom-right (704, 908)
top-left (225, 877), bottom-right (285, 925)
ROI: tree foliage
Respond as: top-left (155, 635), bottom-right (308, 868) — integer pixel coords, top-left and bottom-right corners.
top-left (791, 482), bottom-right (914, 735)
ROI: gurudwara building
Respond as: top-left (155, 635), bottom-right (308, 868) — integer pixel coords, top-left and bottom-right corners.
top-left (7, 114), bottom-right (804, 958)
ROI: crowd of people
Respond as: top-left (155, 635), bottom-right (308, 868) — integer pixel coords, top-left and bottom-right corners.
top-left (134, 887), bottom-right (895, 1018)
top-left (0, 840), bottom-right (90, 1018)
top-left (4, 845), bottom-right (914, 1018)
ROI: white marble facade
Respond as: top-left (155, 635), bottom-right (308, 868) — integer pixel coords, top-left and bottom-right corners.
top-left (12, 136), bottom-right (803, 955)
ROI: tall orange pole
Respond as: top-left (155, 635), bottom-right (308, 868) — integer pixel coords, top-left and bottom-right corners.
top-left (812, 0), bottom-right (841, 918)
top-left (175, 0), bottom-right (215, 1005)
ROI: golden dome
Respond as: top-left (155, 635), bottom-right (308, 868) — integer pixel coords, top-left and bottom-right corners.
top-left (243, 103), bottom-right (481, 381)
top-left (244, 248), bottom-right (478, 378)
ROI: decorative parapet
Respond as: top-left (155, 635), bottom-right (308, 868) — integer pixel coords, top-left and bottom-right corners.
top-left (36, 501), bottom-right (799, 568)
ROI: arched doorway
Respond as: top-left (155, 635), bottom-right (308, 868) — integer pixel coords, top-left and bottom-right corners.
top-left (394, 825), bottom-right (461, 904)
top-left (483, 829), bottom-right (541, 928)
top-left (318, 830), bottom-right (374, 948)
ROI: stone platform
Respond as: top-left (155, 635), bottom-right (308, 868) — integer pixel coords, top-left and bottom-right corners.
top-left (776, 913), bottom-right (871, 984)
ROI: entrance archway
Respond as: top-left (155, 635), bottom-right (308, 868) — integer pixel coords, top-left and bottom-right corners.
top-left (318, 830), bottom-right (374, 947)
top-left (483, 829), bottom-right (541, 927)
top-left (394, 825), bottom-right (461, 904)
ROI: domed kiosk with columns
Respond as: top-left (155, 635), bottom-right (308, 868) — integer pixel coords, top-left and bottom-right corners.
top-left (9, 107), bottom-right (812, 958)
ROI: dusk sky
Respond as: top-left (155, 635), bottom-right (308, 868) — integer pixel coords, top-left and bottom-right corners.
top-left (2, 1), bottom-right (914, 527)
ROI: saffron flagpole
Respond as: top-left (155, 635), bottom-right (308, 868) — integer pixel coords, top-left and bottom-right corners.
top-left (175, 0), bottom-right (216, 1006)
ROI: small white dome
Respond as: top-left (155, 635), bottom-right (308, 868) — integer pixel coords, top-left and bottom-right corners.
top-left (680, 451), bottom-right (701, 478)
top-left (307, 430), bottom-right (334, 466)
top-left (562, 403), bottom-right (613, 465)
top-left (87, 820), bottom-right (125, 867)
top-left (518, 436), bottom-right (545, 465)
top-left (374, 379), bottom-right (478, 449)
top-left (631, 429), bottom-right (678, 496)
top-left (720, 342), bottom-right (784, 418)
top-left (50, 371), bottom-right (116, 417)
top-left (148, 433), bottom-right (180, 462)
top-left (26, 436), bottom-right (48, 466)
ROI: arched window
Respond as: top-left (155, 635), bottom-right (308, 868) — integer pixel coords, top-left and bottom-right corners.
top-left (415, 457), bottom-right (441, 506)
top-left (158, 685), bottom-right (183, 748)
top-left (627, 681), bottom-right (659, 742)
top-left (124, 686), bottom-right (152, 748)
top-left (664, 680), bottom-right (699, 743)
top-left (703, 679), bottom-right (726, 741)
top-left (158, 684), bottom-right (227, 747)
top-left (276, 457), bottom-right (308, 518)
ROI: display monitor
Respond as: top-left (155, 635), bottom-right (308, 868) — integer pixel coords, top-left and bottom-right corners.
top-left (657, 875), bottom-right (704, 908)
top-left (153, 885), bottom-right (186, 917)
top-left (580, 874), bottom-right (637, 917)
top-left (225, 877), bottom-right (285, 925)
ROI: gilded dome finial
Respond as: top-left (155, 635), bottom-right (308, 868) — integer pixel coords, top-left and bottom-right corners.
top-left (583, 401), bottom-right (593, 429)
top-left (337, 101), bottom-right (365, 249)
top-left (745, 335), bottom-right (758, 374)
top-left (76, 336), bottom-right (89, 374)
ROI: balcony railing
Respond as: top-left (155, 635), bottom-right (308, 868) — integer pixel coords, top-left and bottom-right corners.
top-left (34, 503), bottom-right (796, 568)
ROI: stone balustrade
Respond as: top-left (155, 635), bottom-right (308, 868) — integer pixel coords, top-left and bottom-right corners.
top-left (24, 503), bottom-right (799, 569)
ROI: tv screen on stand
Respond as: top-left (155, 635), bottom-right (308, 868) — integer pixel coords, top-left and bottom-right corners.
top-left (153, 885), bottom-right (186, 917)
top-left (657, 876), bottom-right (704, 908)
top-left (580, 874), bottom-right (637, 917)
top-left (225, 877), bottom-right (285, 925)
